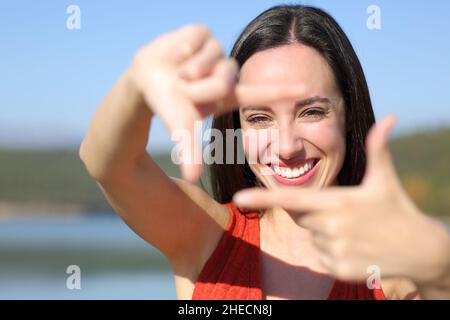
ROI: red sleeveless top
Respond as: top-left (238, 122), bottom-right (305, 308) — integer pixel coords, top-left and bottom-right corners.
top-left (192, 202), bottom-right (386, 300)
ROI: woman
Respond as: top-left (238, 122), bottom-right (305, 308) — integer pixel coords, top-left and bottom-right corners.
top-left (79, 5), bottom-right (450, 299)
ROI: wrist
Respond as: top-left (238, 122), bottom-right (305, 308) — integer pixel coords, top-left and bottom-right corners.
top-left (122, 67), bottom-right (154, 118)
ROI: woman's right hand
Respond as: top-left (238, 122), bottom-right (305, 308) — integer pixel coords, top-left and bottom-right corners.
top-left (128, 25), bottom-right (302, 182)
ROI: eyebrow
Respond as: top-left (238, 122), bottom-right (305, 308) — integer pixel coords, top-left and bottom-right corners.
top-left (241, 96), bottom-right (332, 113)
top-left (296, 96), bottom-right (331, 108)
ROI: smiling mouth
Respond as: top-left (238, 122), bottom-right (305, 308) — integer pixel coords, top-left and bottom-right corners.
top-left (270, 158), bottom-right (320, 180)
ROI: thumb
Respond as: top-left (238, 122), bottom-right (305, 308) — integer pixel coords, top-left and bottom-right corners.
top-left (178, 139), bottom-right (203, 182)
top-left (169, 113), bottom-right (204, 183)
top-left (363, 114), bottom-right (398, 185)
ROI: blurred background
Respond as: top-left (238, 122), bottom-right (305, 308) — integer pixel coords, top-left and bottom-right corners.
top-left (0, 0), bottom-right (449, 299)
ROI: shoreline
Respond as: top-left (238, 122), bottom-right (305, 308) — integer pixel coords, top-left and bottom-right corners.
top-left (0, 201), bottom-right (449, 226)
top-left (0, 201), bottom-right (112, 217)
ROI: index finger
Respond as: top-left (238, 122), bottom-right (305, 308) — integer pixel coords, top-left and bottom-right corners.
top-left (233, 82), bottom-right (307, 108)
top-left (232, 186), bottom-right (352, 212)
top-left (209, 82), bottom-right (308, 116)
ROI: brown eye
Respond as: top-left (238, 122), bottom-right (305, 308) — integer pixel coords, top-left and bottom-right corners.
top-left (302, 108), bottom-right (327, 118)
top-left (247, 116), bottom-right (271, 123)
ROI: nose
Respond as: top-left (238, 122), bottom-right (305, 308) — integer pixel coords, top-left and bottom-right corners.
top-left (275, 122), bottom-right (305, 161)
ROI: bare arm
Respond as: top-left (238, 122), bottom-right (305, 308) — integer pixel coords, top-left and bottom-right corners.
top-left (79, 69), bottom-right (228, 262)
top-left (79, 69), bottom-right (151, 180)
top-left (80, 25), bottom-right (303, 274)
top-left (79, 27), bottom-right (232, 270)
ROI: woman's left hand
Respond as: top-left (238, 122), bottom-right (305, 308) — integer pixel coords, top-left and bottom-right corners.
top-left (233, 115), bottom-right (450, 287)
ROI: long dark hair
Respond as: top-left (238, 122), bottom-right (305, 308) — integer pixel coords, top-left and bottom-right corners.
top-left (207, 4), bottom-right (375, 204)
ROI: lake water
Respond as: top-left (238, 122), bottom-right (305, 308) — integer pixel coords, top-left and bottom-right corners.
top-left (5, 212), bottom-right (447, 300)
top-left (0, 213), bottom-right (177, 299)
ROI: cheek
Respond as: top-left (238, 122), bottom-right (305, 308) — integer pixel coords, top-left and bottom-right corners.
top-left (242, 128), bottom-right (272, 163)
top-left (302, 121), bottom-right (346, 158)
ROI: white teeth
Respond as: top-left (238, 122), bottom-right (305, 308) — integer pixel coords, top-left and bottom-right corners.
top-left (286, 168), bottom-right (294, 178)
top-left (272, 160), bottom-right (316, 179)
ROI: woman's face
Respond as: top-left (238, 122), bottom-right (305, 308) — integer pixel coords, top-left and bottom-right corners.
top-left (238, 44), bottom-right (346, 190)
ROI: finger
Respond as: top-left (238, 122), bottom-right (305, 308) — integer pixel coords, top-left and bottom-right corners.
top-left (297, 212), bottom-right (330, 235)
top-left (171, 117), bottom-right (203, 183)
top-left (232, 186), bottom-right (350, 212)
top-left (188, 67), bottom-right (307, 116)
top-left (165, 25), bottom-right (211, 64)
top-left (179, 38), bottom-right (224, 80)
top-left (232, 82), bottom-right (307, 109)
top-left (363, 114), bottom-right (398, 184)
top-left (185, 58), bottom-right (238, 106)
top-left (298, 210), bottom-right (351, 240)
top-left (178, 139), bottom-right (203, 183)
top-left (160, 94), bottom-right (204, 182)
top-left (311, 232), bottom-right (334, 252)
top-left (318, 253), bottom-right (335, 271)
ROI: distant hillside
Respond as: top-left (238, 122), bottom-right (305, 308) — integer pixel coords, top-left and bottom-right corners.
top-left (0, 127), bottom-right (449, 216)
top-left (0, 151), bottom-right (180, 214)
top-left (391, 127), bottom-right (450, 216)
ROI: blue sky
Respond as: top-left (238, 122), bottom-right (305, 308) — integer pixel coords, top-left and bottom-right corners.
top-left (0, 0), bottom-right (449, 151)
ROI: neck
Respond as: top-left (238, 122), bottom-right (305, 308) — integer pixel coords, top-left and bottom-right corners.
top-left (261, 206), bottom-right (317, 258)
top-left (260, 206), bottom-right (330, 274)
